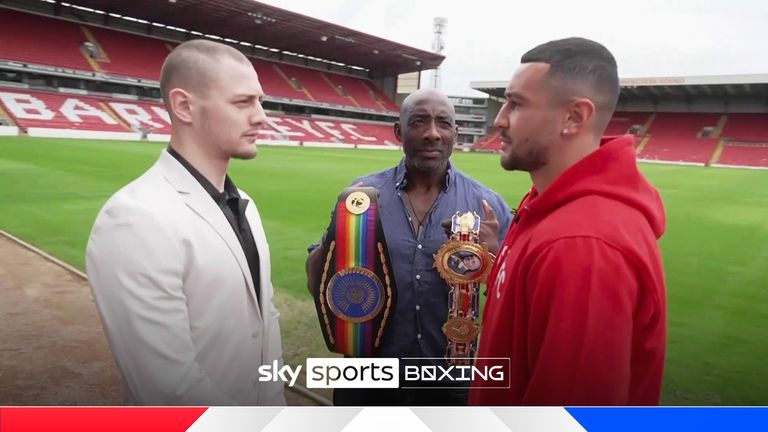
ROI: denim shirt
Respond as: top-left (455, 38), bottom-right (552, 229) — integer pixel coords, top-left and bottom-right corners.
top-left (346, 158), bottom-right (513, 365)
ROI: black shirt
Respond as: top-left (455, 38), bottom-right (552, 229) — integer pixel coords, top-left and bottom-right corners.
top-left (167, 147), bottom-right (261, 302)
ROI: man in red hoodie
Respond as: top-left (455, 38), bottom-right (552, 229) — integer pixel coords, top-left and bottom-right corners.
top-left (469, 37), bottom-right (667, 406)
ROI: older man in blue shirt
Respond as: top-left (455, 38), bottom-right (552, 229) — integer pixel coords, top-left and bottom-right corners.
top-left (307, 88), bottom-right (512, 405)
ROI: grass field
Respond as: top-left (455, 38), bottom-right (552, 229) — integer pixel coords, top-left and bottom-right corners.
top-left (1, 136), bottom-right (767, 405)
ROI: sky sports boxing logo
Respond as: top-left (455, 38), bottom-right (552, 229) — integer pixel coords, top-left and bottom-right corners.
top-left (259, 358), bottom-right (510, 389)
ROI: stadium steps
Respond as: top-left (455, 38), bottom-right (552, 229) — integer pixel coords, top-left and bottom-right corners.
top-left (76, 27), bottom-right (106, 73)
top-left (80, 27), bottom-right (110, 63)
top-left (712, 115), bottom-right (729, 138)
top-left (473, 131), bottom-right (501, 151)
top-left (636, 136), bottom-right (651, 154)
top-left (363, 81), bottom-right (394, 112)
top-left (0, 103), bottom-right (16, 126)
top-left (707, 138), bottom-right (727, 166)
top-left (273, 64), bottom-right (316, 102)
top-left (320, 73), bottom-right (361, 108)
top-left (99, 102), bottom-right (131, 130)
top-left (641, 113), bottom-right (657, 135)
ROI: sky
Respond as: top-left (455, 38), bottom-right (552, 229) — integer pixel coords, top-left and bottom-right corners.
top-left (259, 0), bottom-right (768, 96)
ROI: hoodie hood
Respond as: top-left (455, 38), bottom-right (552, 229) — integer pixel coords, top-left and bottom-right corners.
top-left (524, 135), bottom-right (666, 238)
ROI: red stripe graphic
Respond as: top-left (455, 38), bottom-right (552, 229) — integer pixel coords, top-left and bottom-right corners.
top-left (0, 407), bottom-right (207, 432)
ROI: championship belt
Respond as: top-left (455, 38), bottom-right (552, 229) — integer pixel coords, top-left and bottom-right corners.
top-left (434, 212), bottom-right (494, 365)
top-left (312, 187), bottom-right (396, 357)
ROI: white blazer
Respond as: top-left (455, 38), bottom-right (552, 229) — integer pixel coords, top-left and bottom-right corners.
top-left (86, 149), bottom-right (286, 406)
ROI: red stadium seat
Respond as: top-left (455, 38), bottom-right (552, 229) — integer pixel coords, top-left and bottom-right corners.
top-left (0, 88), bottom-right (400, 145)
top-left (0, 8), bottom-right (93, 72)
top-left (605, 112), bottom-right (651, 136)
top-left (720, 113), bottom-right (768, 143)
top-left (262, 113), bottom-right (396, 146)
top-left (639, 113), bottom-right (721, 164)
top-left (87, 27), bottom-right (171, 81)
top-left (106, 100), bottom-right (171, 134)
top-left (472, 131), bottom-right (501, 151)
top-left (250, 60), bottom-right (398, 113)
top-left (322, 73), bottom-right (395, 112)
top-left (276, 63), bottom-right (357, 108)
top-left (252, 61), bottom-right (313, 102)
top-left (0, 9), bottom-right (399, 113)
top-left (0, 88), bottom-right (130, 132)
top-left (717, 143), bottom-right (768, 167)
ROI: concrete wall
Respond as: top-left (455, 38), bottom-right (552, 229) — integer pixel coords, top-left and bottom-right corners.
top-left (27, 128), bottom-right (141, 140)
top-left (0, 126), bottom-right (19, 136)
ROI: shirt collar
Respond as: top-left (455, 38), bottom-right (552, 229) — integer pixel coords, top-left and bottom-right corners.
top-left (166, 147), bottom-right (240, 205)
top-left (394, 157), bottom-right (455, 192)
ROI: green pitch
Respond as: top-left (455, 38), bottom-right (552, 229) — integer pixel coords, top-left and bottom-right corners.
top-left (1, 136), bottom-right (767, 405)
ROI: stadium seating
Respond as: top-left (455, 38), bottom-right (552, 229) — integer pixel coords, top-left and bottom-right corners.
top-left (252, 61), bottom-right (310, 101)
top-left (0, 88), bottom-right (397, 145)
top-left (322, 72), bottom-right (385, 111)
top-left (0, 88), bottom-right (129, 131)
top-left (266, 113), bottom-right (396, 145)
top-left (715, 113), bottom-right (768, 167)
top-left (720, 113), bottom-right (768, 143)
top-left (471, 111), bottom-right (768, 168)
top-left (717, 143), bottom-right (768, 167)
top-left (276, 63), bottom-right (352, 107)
top-left (0, 9), bottom-right (398, 111)
top-left (253, 60), bottom-right (398, 113)
top-left (86, 27), bottom-right (171, 81)
top-left (472, 131), bottom-right (501, 151)
top-left (605, 112), bottom-right (651, 136)
top-left (638, 113), bottom-right (721, 164)
top-left (0, 8), bottom-right (92, 72)
top-left (106, 99), bottom-right (171, 133)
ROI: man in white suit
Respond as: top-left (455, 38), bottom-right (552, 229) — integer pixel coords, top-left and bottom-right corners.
top-left (86, 40), bottom-right (286, 405)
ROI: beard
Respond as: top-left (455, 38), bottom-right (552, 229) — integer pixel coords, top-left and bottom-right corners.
top-left (500, 135), bottom-right (548, 172)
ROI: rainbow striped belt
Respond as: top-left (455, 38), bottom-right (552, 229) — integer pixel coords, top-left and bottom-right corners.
top-left (312, 187), bottom-right (396, 357)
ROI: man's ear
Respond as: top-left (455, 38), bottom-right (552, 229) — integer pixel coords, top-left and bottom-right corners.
top-left (168, 88), bottom-right (194, 124)
top-left (562, 98), bottom-right (595, 136)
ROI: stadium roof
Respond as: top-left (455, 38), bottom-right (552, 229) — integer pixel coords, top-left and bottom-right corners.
top-left (55, 0), bottom-right (444, 74)
top-left (472, 73), bottom-right (768, 99)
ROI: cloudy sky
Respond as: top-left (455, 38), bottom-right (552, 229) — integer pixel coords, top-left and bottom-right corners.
top-left (260, 0), bottom-right (768, 96)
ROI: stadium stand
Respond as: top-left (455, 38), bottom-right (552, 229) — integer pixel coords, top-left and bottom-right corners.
top-left (252, 61), bottom-right (399, 113)
top-left (472, 111), bottom-right (768, 168)
top-left (605, 112), bottom-right (651, 136)
top-left (85, 27), bottom-right (171, 81)
top-left (716, 113), bottom-right (768, 167)
top-left (276, 63), bottom-right (350, 107)
top-left (251, 61), bottom-right (311, 102)
top-left (0, 88), bottom-right (129, 132)
top-left (720, 113), bottom-right (768, 143)
top-left (4, 5), bottom-right (765, 167)
top-left (639, 113), bottom-right (721, 164)
top-left (717, 143), bottom-right (768, 167)
top-left (0, 8), bottom-right (92, 72)
top-left (0, 88), bottom-right (397, 145)
top-left (472, 131), bottom-right (501, 151)
top-left (0, 8), bottom-right (399, 112)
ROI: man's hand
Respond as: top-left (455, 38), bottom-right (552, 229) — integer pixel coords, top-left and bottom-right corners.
top-left (440, 200), bottom-right (500, 255)
top-left (479, 200), bottom-right (500, 255)
top-left (306, 245), bottom-right (324, 296)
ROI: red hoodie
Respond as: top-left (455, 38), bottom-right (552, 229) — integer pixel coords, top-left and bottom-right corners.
top-left (469, 135), bottom-right (667, 406)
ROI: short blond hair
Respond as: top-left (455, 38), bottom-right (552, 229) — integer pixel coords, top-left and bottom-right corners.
top-left (159, 39), bottom-right (250, 104)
